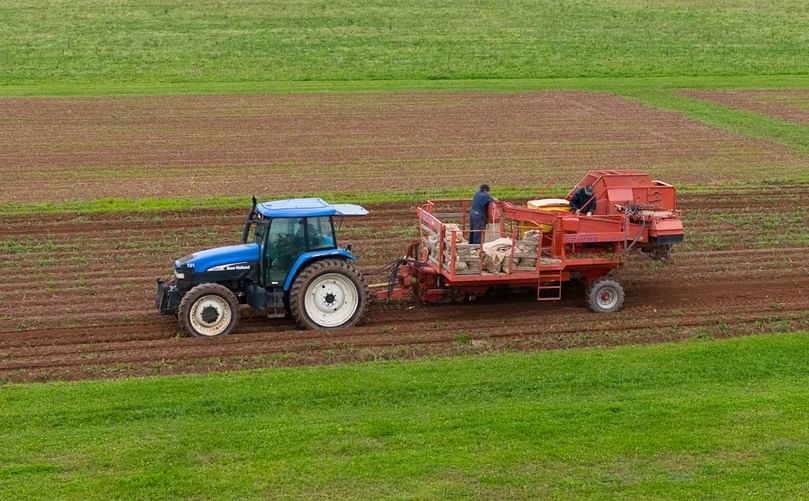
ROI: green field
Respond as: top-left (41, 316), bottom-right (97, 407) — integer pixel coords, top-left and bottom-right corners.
top-left (3, 0), bottom-right (809, 497)
top-left (3, 1), bottom-right (809, 216)
top-left (3, 0), bottom-right (809, 86)
top-left (2, 334), bottom-right (809, 498)
top-left (3, 2), bottom-right (809, 215)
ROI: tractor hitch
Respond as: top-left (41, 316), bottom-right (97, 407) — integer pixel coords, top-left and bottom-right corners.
top-left (155, 279), bottom-right (181, 315)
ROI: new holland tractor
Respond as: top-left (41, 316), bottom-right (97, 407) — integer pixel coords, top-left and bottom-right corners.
top-left (156, 197), bottom-right (371, 337)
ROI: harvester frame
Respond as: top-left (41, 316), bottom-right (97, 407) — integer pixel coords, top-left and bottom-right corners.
top-left (379, 170), bottom-right (684, 311)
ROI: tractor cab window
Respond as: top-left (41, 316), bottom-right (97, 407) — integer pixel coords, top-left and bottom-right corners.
top-left (263, 216), bottom-right (337, 285)
top-left (306, 216), bottom-right (336, 250)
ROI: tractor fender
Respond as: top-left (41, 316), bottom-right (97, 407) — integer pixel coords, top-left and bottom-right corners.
top-left (283, 249), bottom-right (355, 291)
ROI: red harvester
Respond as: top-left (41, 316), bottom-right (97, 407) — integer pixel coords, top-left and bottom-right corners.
top-left (378, 170), bottom-right (684, 312)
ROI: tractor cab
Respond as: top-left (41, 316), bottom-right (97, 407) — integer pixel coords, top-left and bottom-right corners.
top-left (245, 198), bottom-right (367, 289)
top-left (157, 197), bottom-right (370, 337)
top-left (255, 215), bottom-right (334, 285)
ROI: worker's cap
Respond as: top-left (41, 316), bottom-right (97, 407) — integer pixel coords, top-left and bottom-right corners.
top-left (480, 184), bottom-right (490, 192)
top-left (584, 185), bottom-right (593, 196)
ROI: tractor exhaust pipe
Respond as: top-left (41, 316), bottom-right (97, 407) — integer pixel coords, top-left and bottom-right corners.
top-left (240, 195), bottom-right (258, 244)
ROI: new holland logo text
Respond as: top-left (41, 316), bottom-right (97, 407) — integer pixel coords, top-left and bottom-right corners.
top-left (207, 263), bottom-right (251, 272)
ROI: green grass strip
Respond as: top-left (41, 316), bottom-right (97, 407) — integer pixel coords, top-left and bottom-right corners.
top-left (3, 180), bottom-right (807, 217)
top-left (624, 90), bottom-right (809, 157)
top-left (2, 333), bottom-right (809, 498)
top-left (2, 75), bottom-right (809, 98)
top-left (0, 187), bottom-right (554, 216)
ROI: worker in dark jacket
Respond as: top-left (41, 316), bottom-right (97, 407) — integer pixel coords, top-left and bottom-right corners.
top-left (468, 184), bottom-right (494, 245)
top-left (570, 185), bottom-right (596, 216)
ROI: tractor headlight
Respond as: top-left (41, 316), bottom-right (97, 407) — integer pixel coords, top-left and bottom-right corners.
top-left (175, 270), bottom-right (185, 279)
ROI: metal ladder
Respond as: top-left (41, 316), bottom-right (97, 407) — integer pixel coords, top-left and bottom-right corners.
top-left (537, 269), bottom-right (563, 301)
top-left (536, 227), bottom-right (563, 301)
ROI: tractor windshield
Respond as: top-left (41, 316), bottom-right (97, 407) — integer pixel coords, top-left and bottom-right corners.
top-left (254, 219), bottom-right (267, 244)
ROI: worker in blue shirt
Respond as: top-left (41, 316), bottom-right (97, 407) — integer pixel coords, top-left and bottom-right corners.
top-left (570, 185), bottom-right (596, 216)
top-left (468, 184), bottom-right (494, 245)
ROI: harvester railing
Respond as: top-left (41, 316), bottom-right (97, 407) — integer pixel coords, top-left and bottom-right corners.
top-left (420, 199), bottom-right (644, 280)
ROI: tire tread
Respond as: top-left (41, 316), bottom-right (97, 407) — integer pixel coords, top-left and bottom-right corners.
top-left (585, 277), bottom-right (625, 313)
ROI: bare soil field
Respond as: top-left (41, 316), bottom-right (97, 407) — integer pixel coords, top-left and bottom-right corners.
top-left (685, 89), bottom-right (809, 125)
top-left (1, 92), bottom-right (805, 203)
top-left (1, 187), bottom-right (808, 382)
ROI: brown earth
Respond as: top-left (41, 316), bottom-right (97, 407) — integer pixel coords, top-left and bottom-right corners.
top-left (1, 188), bottom-right (808, 382)
top-left (0, 92), bottom-right (806, 203)
top-left (684, 89), bottom-right (809, 125)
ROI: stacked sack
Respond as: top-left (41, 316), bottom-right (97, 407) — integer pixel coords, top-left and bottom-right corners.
top-left (482, 238), bottom-right (513, 273)
top-left (515, 229), bottom-right (541, 268)
top-left (425, 233), bottom-right (439, 261)
top-left (444, 223), bottom-right (480, 272)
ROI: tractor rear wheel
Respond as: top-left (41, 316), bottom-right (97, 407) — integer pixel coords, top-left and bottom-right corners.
top-left (289, 259), bottom-right (369, 330)
top-left (585, 277), bottom-right (625, 313)
top-left (178, 283), bottom-right (240, 337)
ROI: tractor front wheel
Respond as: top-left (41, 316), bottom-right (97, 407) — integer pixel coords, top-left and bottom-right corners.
top-left (585, 277), bottom-right (625, 314)
top-left (289, 259), bottom-right (369, 330)
top-left (178, 283), bottom-right (240, 337)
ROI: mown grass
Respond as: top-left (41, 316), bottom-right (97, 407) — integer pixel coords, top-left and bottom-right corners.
top-left (1, 333), bottom-right (809, 498)
top-left (626, 90), bottom-right (809, 157)
top-left (2, 0), bottom-right (809, 87)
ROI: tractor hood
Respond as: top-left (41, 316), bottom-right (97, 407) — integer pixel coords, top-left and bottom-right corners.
top-left (176, 243), bottom-right (260, 272)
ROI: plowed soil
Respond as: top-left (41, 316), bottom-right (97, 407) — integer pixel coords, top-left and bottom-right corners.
top-left (1, 187), bottom-right (808, 382)
top-left (685, 89), bottom-right (809, 125)
top-left (1, 92), bottom-right (805, 203)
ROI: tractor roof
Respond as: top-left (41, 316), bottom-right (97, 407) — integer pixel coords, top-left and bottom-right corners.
top-left (256, 198), bottom-right (368, 218)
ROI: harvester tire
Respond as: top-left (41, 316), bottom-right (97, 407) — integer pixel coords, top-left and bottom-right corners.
top-left (289, 259), bottom-right (369, 331)
top-left (178, 283), bottom-right (240, 337)
top-left (585, 277), bottom-right (625, 314)
top-left (449, 286), bottom-right (469, 304)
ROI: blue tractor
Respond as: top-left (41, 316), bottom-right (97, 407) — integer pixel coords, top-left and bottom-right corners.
top-left (156, 197), bottom-right (371, 337)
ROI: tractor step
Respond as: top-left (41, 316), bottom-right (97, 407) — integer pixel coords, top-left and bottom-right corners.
top-left (265, 291), bottom-right (286, 318)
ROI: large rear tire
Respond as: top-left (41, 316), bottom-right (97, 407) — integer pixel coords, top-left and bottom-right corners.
top-left (289, 259), bottom-right (369, 330)
top-left (585, 277), bottom-right (625, 313)
top-left (178, 283), bottom-right (240, 337)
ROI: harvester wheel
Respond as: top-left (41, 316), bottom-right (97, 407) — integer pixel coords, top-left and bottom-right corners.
top-left (178, 283), bottom-right (240, 337)
top-left (585, 277), bottom-right (625, 314)
top-left (449, 286), bottom-right (469, 304)
top-left (289, 259), bottom-right (369, 330)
